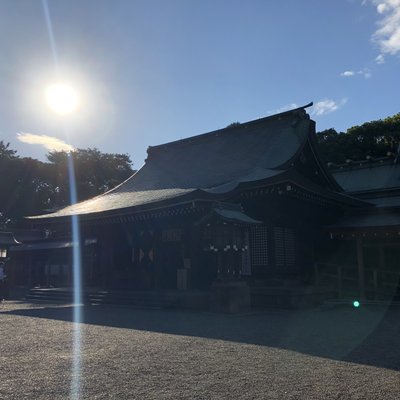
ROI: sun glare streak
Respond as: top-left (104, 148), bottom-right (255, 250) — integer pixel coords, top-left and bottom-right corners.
top-left (68, 153), bottom-right (83, 400)
top-left (41, 0), bottom-right (59, 68)
top-left (41, 1), bottom-right (83, 398)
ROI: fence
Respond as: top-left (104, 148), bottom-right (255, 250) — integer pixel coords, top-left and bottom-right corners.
top-left (314, 262), bottom-right (400, 299)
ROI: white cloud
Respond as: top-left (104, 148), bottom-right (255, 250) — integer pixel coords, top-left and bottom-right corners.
top-left (17, 132), bottom-right (75, 152)
top-left (340, 70), bottom-right (355, 77)
top-left (375, 53), bottom-right (386, 63)
top-left (358, 68), bottom-right (372, 78)
top-left (377, 2), bottom-right (388, 13)
top-left (311, 98), bottom-right (348, 116)
top-left (340, 68), bottom-right (372, 78)
top-left (372, 0), bottom-right (400, 56)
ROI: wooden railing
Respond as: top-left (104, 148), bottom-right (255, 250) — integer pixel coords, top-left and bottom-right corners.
top-left (314, 262), bottom-right (400, 299)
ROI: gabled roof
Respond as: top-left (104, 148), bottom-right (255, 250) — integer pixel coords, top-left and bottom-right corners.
top-left (29, 104), bottom-right (350, 221)
top-left (196, 203), bottom-right (262, 226)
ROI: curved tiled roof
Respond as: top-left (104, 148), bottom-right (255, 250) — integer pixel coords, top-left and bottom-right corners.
top-left (29, 106), bottom-right (314, 220)
top-left (332, 161), bottom-right (400, 193)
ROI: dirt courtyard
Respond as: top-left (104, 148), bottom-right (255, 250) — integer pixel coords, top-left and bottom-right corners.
top-left (1, 301), bottom-right (399, 399)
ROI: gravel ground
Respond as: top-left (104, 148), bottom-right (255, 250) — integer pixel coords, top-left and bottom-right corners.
top-left (0, 301), bottom-right (399, 400)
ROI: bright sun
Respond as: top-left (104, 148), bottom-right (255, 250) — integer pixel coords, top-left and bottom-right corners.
top-left (45, 83), bottom-right (79, 115)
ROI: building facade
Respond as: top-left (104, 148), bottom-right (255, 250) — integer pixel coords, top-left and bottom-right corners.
top-left (8, 104), bottom-right (399, 304)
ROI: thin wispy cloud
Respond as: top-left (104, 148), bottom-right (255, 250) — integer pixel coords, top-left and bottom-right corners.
top-left (311, 98), bottom-right (348, 116)
top-left (371, 0), bottom-right (400, 61)
top-left (358, 68), bottom-right (372, 78)
top-left (17, 132), bottom-right (75, 152)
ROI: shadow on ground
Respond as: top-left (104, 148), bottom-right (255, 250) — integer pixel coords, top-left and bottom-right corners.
top-left (2, 302), bottom-right (399, 372)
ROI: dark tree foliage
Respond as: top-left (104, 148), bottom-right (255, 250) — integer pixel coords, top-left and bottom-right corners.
top-left (46, 148), bottom-right (134, 205)
top-left (317, 113), bottom-right (400, 164)
top-left (0, 149), bottom-right (53, 223)
top-left (0, 141), bottom-right (17, 159)
top-left (0, 144), bottom-right (134, 224)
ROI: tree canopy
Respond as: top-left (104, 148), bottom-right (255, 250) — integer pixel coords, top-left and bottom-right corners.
top-left (0, 143), bottom-right (134, 225)
top-left (46, 148), bottom-right (133, 206)
top-left (0, 141), bottom-right (17, 159)
top-left (316, 113), bottom-right (400, 164)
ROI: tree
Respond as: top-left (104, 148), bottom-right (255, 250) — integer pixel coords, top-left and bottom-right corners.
top-left (316, 113), bottom-right (400, 164)
top-left (0, 141), bottom-right (18, 159)
top-left (0, 154), bottom-right (56, 223)
top-left (0, 144), bottom-right (134, 223)
top-left (46, 148), bottom-right (134, 205)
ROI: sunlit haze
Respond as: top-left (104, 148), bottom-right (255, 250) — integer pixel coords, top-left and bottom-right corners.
top-left (45, 83), bottom-right (79, 115)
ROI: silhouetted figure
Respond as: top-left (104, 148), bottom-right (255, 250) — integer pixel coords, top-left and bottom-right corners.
top-left (0, 262), bottom-right (6, 301)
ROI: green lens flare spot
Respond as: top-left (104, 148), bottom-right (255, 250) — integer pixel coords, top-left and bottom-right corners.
top-left (353, 300), bottom-right (360, 308)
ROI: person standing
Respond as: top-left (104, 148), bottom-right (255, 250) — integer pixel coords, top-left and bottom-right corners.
top-left (0, 262), bottom-right (5, 301)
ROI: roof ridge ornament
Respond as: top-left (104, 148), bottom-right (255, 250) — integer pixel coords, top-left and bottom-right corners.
top-left (278, 102), bottom-right (313, 116)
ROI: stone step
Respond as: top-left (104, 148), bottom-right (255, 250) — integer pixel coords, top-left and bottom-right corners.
top-left (25, 289), bottom-right (174, 309)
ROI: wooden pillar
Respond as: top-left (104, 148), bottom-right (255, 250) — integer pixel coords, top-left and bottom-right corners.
top-left (378, 245), bottom-right (385, 269)
top-left (314, 263), bottom-right (320, 286)
top-left (154, 229), bottom-right (161, 290)
top-left (356, 237), bottom-right (366, 300)
top-left (337, 265), bottom-right (343, 299)
top-left (375, 245), bottom-right (385, 299)
top-left (99, 229), bottom-right (112, 290)
top-left (373, 269), bottom-right (378, 300)
top-left (28, 255), bottom-right (33, 288)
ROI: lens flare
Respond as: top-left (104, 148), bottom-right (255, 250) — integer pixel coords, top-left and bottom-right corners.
top-left (67, 153), bottom-right (83, 400)
top-left (45, 83), bottom-right (79, 115)
top-left (41, 2), bottom-right (83, 398)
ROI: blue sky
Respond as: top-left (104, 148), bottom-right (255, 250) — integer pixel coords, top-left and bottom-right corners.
top-left (0, 0), bottom-right (399, 167)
